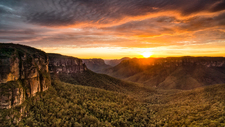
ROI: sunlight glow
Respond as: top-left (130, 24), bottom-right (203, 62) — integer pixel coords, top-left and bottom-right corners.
top-left (142, 52), bottom-right (153, 58)
top-left (40, 46), bottom-right (225, 59)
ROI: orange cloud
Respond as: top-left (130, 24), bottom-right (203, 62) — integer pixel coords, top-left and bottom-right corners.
top-left (1, 0), bottom-right (225, 58)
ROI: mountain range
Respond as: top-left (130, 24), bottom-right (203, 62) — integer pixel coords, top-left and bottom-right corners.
top-left (102, 57), bottom-right (225, 90)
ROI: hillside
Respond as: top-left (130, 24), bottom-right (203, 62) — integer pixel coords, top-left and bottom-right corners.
top-left (55, 69), bottom-right (154, 96)
top-left (145, 84), bottom-right (225, 126)
top-left (2, 79), bottom-right (224, 126)
top-left (0, 79), bottom-right (154, 126)
top-left (102, 57), bottom-right (225, 90)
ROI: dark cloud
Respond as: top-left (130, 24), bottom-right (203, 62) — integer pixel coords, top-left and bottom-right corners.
top-left (0, 29), bottom-right (41, 42)
top-left (0, 0), bottom-right (224, 29)
top-left (0, 36), bottom-right (37, 41)
top-left (0, 6), bottom-right (11, 14)
top-left (177, 12), bottom-right (225, 32)
top-left (210, 0), bottom-right (225, 12)
top-left (0, 29), bottom-right (36, 35)
top-left (214, 12), bottom-right (225, 26)
top-left (1, 0), bottom-right (222, 27)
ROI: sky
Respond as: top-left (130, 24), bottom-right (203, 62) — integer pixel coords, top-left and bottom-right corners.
top-left (0, 0), bottom-right (225, 59)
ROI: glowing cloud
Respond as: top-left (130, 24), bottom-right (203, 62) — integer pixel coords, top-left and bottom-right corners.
top-left (0, 0), bottom-right (225, 58)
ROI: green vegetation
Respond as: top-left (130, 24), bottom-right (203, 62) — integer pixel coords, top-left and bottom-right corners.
top-left (0, 47), bottom-right (15, 57)
top-left (1, 77), bottom-right (225, 126)
top-left (146, 84), bottom-right (225, 126)
top-left (17, 80), bottom-right (154, 127)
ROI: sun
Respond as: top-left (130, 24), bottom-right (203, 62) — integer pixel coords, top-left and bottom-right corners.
top-left (142, 52), bottom-right (153, 58)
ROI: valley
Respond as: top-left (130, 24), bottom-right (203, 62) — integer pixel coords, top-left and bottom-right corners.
top-left (0, 44), bottom-right (225, 126)
top-left (1, 0), bottom-right (225, 126)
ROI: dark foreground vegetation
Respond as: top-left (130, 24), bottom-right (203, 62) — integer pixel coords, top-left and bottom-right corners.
top-left (147, 84), bottom-right (225, 126)
top-left (2, 80), bottom-right (154, 126)
top-left (1, 78), bottom-right (225, 126)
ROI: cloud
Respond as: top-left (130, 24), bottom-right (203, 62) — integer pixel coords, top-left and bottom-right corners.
top-left (0, 0), bottom-right (219, 27)
top-left (210, 0), bottom-right (225, 12)
top-left (0, 0), bottom-right (225, 57)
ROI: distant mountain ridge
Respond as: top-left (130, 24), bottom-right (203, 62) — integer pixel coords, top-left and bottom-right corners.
top-left (82, 58), bottom-right (111, 72)
top-left (105, 57), bottom-right (130, 67)
top-left (102, 57), bottom-right (225, 90)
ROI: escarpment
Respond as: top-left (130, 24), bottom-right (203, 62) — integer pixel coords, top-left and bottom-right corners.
top-left (48, 53), bottom-right (87, 74)
top-left (0, 44), bottom-right (51, 109)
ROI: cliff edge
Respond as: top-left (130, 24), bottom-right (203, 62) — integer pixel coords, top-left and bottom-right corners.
top-left (0, 43), bottom-right (51, 109)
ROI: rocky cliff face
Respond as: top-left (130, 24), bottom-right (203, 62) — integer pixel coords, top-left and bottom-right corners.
top-left (82, 59), bottom-right (111, 72)
top-left (0, 44), bottom-right (51, 109)
top-left (48, 53), bottom-right (87, 74)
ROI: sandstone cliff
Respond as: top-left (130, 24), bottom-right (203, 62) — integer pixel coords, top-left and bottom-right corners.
top-left (48, 53), bottom-right (87, 74)
top-left (0, 43), bottom-right (51, 109)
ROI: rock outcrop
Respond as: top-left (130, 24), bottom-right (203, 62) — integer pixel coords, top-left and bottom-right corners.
top-left (48, 53), bottom-right (87, 74)
top-left (0, 43), bottom-right (51, 109)
top-left (82, 59), bottom-right (111, 72)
